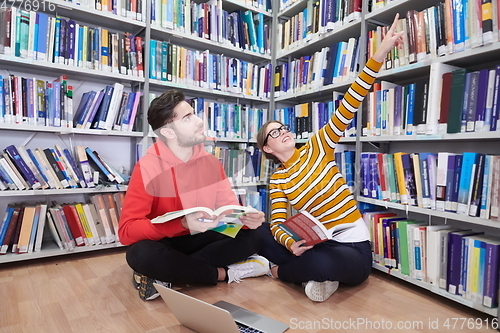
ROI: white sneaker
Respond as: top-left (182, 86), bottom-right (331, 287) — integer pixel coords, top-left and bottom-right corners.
top-left (227, 255), bottom-right (270, 283)
top-left (304, 280), bottom-right (339, 302)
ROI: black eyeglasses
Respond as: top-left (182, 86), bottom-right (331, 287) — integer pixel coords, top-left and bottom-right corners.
top-left (264, 125), bottom-right (290, 146)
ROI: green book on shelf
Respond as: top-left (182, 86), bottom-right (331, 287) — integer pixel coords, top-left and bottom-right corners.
top-left (447, 68), bottom-right (469, 134)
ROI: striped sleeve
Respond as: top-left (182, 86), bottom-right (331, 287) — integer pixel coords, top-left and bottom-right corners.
top-left (313, 58), bottom-right (383, 151)
top-left (268, 175), bottom-right (296, 250)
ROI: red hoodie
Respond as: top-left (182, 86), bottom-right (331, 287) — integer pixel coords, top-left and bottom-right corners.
top-left (118, 140), bottom-right (238, 245)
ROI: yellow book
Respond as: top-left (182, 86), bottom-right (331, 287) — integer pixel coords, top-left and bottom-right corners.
top-left (17, 206), bottom-right (36, 254)
top-left (101, 28), bottom-right (109, 71)
top-left (393, 152), bottom-right (408, 204)
top-left (75, 203), bottom-right (95, 245)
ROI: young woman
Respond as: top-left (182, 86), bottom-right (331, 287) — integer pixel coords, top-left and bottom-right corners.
top-left (256, 14), bottom-right (404, 302)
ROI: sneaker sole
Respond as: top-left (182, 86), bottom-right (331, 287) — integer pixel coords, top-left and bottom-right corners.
top-left (304, 281), bottom-right (339, 302)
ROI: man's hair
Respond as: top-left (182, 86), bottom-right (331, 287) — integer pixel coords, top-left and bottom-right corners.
top-left (256, 120), bottom-right (284, 164)
top-left (148, 90), bottom-right (185, 131)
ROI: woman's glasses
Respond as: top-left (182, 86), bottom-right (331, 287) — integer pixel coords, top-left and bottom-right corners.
top-left (264, 125), bottom-right (290, 145)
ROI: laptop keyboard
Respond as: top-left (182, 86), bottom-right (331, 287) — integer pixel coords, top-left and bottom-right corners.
top-left (237, 323), bottom-right (264, 333)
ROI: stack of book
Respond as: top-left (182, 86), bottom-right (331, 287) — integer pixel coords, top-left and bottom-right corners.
top-left (0, 144), bottom-right (127, 191)
top-left (360, 152), bottom-right (500, 221)
top-left (365, 211), bottom-right (500, 308)
top-left (0, 9), bottom-right (144, 76)
top-left (0, 194), bottom-right (124, 255)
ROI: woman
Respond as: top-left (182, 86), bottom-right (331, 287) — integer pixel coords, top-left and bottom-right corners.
top-left (256, 14), bottom-right (404, 302)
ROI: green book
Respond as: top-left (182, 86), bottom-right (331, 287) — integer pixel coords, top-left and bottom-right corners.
top-left (397, 220), bottom-right (423, 276)
top-left (447, 68), bottom-right (468, 134)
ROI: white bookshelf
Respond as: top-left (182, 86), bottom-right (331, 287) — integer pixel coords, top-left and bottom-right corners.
top-left (372, 263), bottom-right (497, 317)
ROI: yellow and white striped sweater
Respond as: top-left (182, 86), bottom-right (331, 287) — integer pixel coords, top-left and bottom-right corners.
top-left (269, 58), bottom-right (383, 250)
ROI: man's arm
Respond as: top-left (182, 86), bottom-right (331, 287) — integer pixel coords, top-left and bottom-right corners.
top-left (118, 162), bottom-right (186, 245)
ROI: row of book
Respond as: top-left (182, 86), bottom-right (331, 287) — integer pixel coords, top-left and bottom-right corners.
top-left (232, 187), bottom-right (268, 214)
top-left (364, 211), bottom-right (500, 308)
top-left (211, 146), bottom-right (267, 184)
top-left (0, 194), bottom-right (124, 255)
top-left (188, 97), bottom-right (268, 139)
top-left (272, 96), bottom-right (358, 139)
top-left (277, 0), bottom-right (361, 52)
top-left (74, 83), bottom-right (141, 131)
top-left (0, 9), bottom-right (144, 77)
top-left (363, 64), bottom-right (500, 137)
top-left (0, 144), bottom-right (127, 191)
top-left (151, 1), bottom-right (270, 55)
top-left (51, 0), bottom-right (147, 21)
top-left (274, 37), bottom-right (360, 97)
top-left (149, 41), bottom-right (272, 98)
top-left (360, 152), bottom-right (500, 221)
top-left (369, 3), bottom-right (500, 72)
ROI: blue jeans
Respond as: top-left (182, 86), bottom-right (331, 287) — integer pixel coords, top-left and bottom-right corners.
top-left (257, 223), bottom-right (372, 285)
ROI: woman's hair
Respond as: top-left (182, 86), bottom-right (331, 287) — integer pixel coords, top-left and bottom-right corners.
top-left (256, 120), bottom-right (284, 164)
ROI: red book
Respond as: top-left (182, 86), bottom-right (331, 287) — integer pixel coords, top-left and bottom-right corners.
top-left (275, 211), bottom-right (356, 246)
top-left (438, 72), bottom-right (453, 130)
top-left (61, 205), bottom-right (85, 246)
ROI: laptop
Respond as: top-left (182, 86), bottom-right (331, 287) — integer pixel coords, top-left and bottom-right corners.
top-left (154, 283), bottom-right (289, 333)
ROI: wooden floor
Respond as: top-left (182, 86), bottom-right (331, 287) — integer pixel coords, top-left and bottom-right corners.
top-left (0, 248), bottom-right (497, 333)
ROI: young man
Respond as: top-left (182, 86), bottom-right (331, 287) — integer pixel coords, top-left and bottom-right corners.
top-left (256, 15), bottom-right (404, 302)
top-left (119, 90), bottom-right (269, 301)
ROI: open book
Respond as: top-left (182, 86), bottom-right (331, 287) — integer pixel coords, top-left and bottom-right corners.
top-left (276, 211), bottom-right (355, 246)
top-left (151, 205), bottom-right (258, 224)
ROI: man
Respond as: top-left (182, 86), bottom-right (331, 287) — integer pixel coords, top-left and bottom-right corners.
top-left (119, 90), bottom-right (269, 301)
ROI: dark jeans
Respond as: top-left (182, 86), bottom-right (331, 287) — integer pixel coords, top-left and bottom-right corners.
top-left (257, 223), bottom-right (372, 285)
top-left (126, 229), bottom-right (263, 285)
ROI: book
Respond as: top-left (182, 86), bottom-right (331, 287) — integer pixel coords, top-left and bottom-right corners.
top-left (151, 205), bottom-right (258, 224)
top-left (274, 210), bottom-right (355, 246)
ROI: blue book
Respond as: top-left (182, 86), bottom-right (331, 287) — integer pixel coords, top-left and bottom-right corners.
top-left (4, 145), bottom-right (40, 189)
top-left (369, 153), bottom-right (381, 199)
top-left (26, 148), bottom-right (50, 186)
top-left (479, 155), bottom-right (492, 219)
top-left (242, 11), bottom-right (257, 52)
top-left (149, 40), bottom-right (157, 79)
top-left (85, 148), bottom-right (115, 183)
top-left (453, 0), bottom-right (466, 51)
top-left (469, 153), bottom-right (486, 217)
top-left (457, 152), bottom-right (478, 215)
top-left (447, 230), bottom-right (481, 295)
top-left (120, 92), bottom-right (137, 131)
top-left (444, 154), bottom-right (457, 212)
top-left (0, 207), bottom-right (14, 246)
top-left (460, 72), bottom-right (472, 132)
top-left (92, 86), bottom-right (114, 129)
top-left (28, 206), bottom-right (41, 253)
top-left (0, 163), bottom-right (17, 189)
top-left (406, 83), bottom-right (416, 135)
top-left (360, 153), bottom-right (370, 197)
top-left (53, 17), bottom-right (61, 62)
top-left (451, 154), bottom-right (463, 212)
top-left (73, 91), bottom-right (92, 127)
top-left (52, 81), bottom-right (61, 127)
top-left (491, 65), bottom-right (500, 131)
top-left (0, 76), bottom-right (4, 122)
top-left (255, 13), bottom-right (264, 53)
top-left (473, 69), bottom-right (489, 131)
top-left (83, 91), bottom-right (105, 129)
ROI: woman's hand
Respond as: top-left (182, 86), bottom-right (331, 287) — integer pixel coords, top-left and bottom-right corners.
top-left (291, 240), bottom-right (313, 256)
top-left (373, 13), bottom-right (405, 63)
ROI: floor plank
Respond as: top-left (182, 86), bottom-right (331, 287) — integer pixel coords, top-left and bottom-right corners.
top-left (0, 248), bottom-right (497, 333)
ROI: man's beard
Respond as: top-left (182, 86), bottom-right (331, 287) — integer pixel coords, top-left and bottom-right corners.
top-left (173, 125), bottom-right (205, 147)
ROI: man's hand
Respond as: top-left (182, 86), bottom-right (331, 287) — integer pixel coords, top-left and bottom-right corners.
top-left (181, 212), bottom-right (222, 233)
top-left (238, 211), bottom-right (265, 229)
top-left (290, 240), bottom-right (313, 256)
top-left (373, 13), bottom-right (405, 63)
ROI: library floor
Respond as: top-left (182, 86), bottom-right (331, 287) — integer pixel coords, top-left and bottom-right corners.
top-left (0, 248), bottom-right (497, 333)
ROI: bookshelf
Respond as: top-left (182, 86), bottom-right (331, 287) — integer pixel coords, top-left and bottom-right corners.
top-left (0, 0), bottom-right (272, 263)
top-left (272, 0), bottom-right (500, 318)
